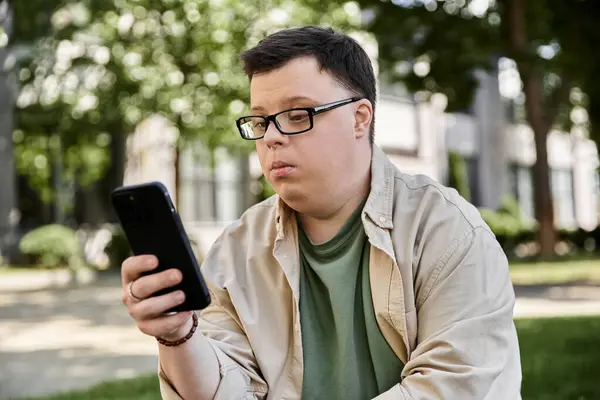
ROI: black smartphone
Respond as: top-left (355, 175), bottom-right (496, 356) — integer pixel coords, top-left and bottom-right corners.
top-left (110, 181), bottom-right (211, 312)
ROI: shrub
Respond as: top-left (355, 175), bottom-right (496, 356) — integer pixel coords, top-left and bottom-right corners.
top-left (447, 151), bottom-right (471, 202)
top-left (258, 175), bottom-right (276, 201)
top-left (479, 195), bottom-right (536, 255)
top-left (558, 227), bottom-right (599, 253)
top-left (19, 224), bottom-right (84, 269)
top-left (480, 195), bottom-right (600, 258)
top-left (104, 226), bottom-right (132, 269)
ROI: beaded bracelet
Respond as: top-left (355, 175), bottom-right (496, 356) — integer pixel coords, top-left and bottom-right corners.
top-left (156, 313), bottom-right (198, 347)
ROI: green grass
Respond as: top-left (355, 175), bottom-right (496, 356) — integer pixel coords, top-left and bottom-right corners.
top-left (510, 258), bottom-right (600, 285)
top-left (23, 316), bottom-right (600, 400)
top-left (0, 265), bottom-right (69, 274)
top-left (20, 374), bottom-right (161, 400)
top-left (516, 316), bottom-right (600, 400)
top-left (0, 266), bottom-right (43, 275)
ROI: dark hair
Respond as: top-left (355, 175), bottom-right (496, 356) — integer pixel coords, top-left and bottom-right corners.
top-left (241, 26), bottom-right (377, 144)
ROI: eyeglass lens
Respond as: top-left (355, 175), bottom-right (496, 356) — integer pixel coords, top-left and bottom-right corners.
top-left (238, 109), bottom-right (311, 139)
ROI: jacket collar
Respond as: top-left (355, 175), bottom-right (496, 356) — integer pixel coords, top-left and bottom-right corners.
top-left (364, 145), bottom-right (395, 230)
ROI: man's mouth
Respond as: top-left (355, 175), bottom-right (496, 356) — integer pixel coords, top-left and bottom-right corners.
top-left (270, 161), bottom-right (296, 178)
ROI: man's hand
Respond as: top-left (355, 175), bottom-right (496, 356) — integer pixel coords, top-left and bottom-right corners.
top-left (121, 255), bottom-right (192, 341)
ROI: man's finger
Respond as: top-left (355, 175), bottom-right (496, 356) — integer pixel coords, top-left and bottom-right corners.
top-left (130, 290), bottom-right (186, 320)
top-left (121, 255), bottom-right (159, 284)
top-left (129, 268), bottom-right (182, 300)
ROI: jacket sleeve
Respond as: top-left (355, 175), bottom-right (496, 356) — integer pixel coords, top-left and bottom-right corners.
top-left (374, 227), bottom-right (522, 400)
top-left (158, 281), bottom-right (269, 399)
top-left (158, 227), bottom-right (269, 400)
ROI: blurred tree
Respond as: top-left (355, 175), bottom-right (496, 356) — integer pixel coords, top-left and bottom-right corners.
top-left (4, 0), bottom-right (360, 222)
top-left (357, 0), bottom-right (600, 259)
top-left (447, 151), bottom-right (471, 202)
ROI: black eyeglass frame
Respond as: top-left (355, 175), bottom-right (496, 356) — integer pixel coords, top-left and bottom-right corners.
top-left (235, 97), bottom-right (363, 140)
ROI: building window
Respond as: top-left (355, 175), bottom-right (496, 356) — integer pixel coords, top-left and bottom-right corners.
top-left (179, 145), bottom-right (247, 222)
top-left (551, 168), bottom-right (576, 229)
top-left (509, 165), bottom-right (577, 228)
top-left (509, 164), bottom-right (535, 223)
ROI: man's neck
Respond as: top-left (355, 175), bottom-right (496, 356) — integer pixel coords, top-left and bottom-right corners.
top-left (298, 173), bottom-right (371, 245)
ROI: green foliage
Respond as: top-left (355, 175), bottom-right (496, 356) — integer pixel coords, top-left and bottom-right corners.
top-left (19, 224), bottom-right (84, 269)
top-left (356, 0), bottom-right (600, 257)
top-left (479, 195), bottom-right (537, 255)
top-left (258, 175), bottom-right (277, 201)
top-left (22, 374), bottom-right (162, 400)
top-left (104, 225), bottom-right (131, 269)
top-left (480, 196), bottom-right (526, 237)
top-left (0, 27), bottom-right (6, 48)
top-left (558, 227), bottom-right (599, 253)
top-left (102, 225), bottom-right (204, 269)
top-left (8, 0), bottom-right (360, 203)
top-left (480, 195), bottom-right (600, 257)
top-left (517, 316), bottom-right (600, 399)
top-left (358, 0), bottom-right (600, 122)
top-left (447, 151), bottom-right (470, 202)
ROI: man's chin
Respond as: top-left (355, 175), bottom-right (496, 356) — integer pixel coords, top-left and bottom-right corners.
top-left (274, 185), bottom-right (306, 209)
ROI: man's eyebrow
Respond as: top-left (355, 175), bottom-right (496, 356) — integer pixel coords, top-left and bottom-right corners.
top-left (250, 105), bottom-right (266, 113)
top-left (283, 95), bottom-right (318, 106)
top-left (250, 95), bottom-right (318, 113)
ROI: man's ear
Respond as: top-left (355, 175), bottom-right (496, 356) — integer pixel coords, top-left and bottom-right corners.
top-left (354, 99), bottom-right (373, 139)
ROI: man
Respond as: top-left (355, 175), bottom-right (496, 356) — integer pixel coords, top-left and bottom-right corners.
top-left (121, 26), bottom-right (522, 399)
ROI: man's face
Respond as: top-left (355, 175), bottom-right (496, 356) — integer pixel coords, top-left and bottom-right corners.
top-left (250, 56), bottom-right (372, 216)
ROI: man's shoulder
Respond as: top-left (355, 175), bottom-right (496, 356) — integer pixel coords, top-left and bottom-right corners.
top-left (200, 195), bottom-right (279, 284)
top-left (392, 170), bottom-right (490, 234)
top-left (389, 170), bottom-right (500, 306)
top-left (205, 194), bottom-right (278, 253)
top-left (219, 195), bottom-right (279, 242)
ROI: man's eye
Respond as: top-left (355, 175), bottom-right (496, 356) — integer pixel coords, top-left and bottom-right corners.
top-left (287, 112), bottom-right (309, 122)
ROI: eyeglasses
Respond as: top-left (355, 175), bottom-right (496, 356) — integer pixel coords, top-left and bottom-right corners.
top-left (235, 97), bottom-right (362, 140)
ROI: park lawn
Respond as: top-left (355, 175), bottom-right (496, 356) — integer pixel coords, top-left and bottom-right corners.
top-left (25, 316), bottom-right (600, 400)
top-left (0, 265), bottom-right (69, 274)
top-left (516, 315), bottom-right (600, 400)
top-left (21, 374), bottom-right (161, 400)
top-left (4, 257), bottom-right (600, 285)
top-left (510, 257), bottom-right (600, 286)
top-left (0, 266), bottom-right (43, 274)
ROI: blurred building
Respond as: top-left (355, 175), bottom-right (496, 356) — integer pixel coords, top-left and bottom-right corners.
top-left (2, 31), bottom-right (599, 260)
top-left (177, 68), bottom-right (600, 255)
top-left (443, 70), bottom-right (599, 232)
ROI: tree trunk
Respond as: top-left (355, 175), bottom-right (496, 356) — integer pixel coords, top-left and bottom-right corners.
top-left (100, 131), bottom-right (127, 223)
top-left (524, 75), bottom-right (556, 259)
top-left (505, 0), bottom-right (556, 259)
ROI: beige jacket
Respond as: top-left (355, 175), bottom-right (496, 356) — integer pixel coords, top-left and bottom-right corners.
top-left (159, 146), bottom-right (522, 399)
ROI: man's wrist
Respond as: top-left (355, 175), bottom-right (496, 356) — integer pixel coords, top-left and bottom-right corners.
top-left (157, 313), bottom-right (196, 344)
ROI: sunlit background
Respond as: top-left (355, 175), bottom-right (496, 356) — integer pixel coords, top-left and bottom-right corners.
top-left (1, 1), bottom-right (600, 399)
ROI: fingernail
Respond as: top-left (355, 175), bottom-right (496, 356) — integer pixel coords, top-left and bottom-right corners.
top-left (171, 271), bottom-right (180, 281)
top-left (176, 291), bottom-right (185, 301)
top-left (147, 257), bottom-right (157, 268)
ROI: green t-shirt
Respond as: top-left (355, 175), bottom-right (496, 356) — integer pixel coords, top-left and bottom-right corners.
top-left (298, 200), bottom-right (404, 399)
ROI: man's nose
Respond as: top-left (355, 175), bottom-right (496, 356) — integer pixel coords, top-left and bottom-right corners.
top-left (263, 120), bottom-right (287, 147)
